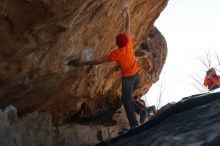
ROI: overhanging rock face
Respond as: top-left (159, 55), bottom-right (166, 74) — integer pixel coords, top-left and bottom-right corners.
top-left (0, 0), bottom-right (168, 125)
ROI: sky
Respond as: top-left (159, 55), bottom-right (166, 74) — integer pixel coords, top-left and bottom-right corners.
top-left (144, 0), bottom-right (220, 107)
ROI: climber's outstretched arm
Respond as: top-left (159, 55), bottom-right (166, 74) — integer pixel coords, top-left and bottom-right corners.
top-left (125, 6), bottom-right (130, 36)
top-left (67, 56), bottom-right (110, 66)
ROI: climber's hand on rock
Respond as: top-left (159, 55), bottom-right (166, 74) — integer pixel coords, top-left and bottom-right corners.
top-left (65, 59), bottom-right (81, 66)
top-left (124, 6), bottom-right (129, 13)
top-left (123, 2), bottom-right (129, 14)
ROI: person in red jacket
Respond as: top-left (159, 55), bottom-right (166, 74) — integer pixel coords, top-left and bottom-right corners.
top-left (204, 68), bottom-right (220, 90)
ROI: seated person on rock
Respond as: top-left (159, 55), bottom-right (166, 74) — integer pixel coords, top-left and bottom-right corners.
top-left (204, 68), bottom-right (220, 91)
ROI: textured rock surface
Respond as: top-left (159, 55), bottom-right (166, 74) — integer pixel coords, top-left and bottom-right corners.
top-left (1, 97), bottom-right (220, 146)
top-left (111, 98), bottom-right (220, 146)
top-left (0, 105), bottom-right (130, 146)
top-left (0, 109), bottom-right (54, 146)
top-left (0, 0), bottom-right (168, 124)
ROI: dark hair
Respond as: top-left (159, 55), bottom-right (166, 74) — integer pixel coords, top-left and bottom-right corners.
top-left (116, 34), bottom-right (128, 48)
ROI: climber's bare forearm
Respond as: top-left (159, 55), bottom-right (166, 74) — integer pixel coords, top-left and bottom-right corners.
top-left (80, 56), bottom-right (109, 65)
top-left (125, 7), bottom-right (130, 36)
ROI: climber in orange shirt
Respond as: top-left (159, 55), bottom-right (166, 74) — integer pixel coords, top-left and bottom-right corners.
top-left (67, 6), bottom-right (149, 129)
top-left (204, 68), bottom-right (220, 91)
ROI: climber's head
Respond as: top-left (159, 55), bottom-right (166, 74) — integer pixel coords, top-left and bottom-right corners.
top-left (208, 67), bottom-right (216, 76)
top-left (116, 34), bottom-right (128, 48)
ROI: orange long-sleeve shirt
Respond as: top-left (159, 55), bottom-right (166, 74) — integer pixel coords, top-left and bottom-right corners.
top-left (108, 35), bottom-right (139, 77)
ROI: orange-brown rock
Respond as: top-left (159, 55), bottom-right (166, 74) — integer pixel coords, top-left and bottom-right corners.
top-left (0, 0), bottom-right (168, 124)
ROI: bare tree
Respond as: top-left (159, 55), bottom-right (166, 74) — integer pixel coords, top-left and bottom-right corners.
top-left (187, 73), bottom-right (207, 93)
top-left (196, 49), bottom-right (212, 69)
top-left (156, 72), bottom-right (166, 110)
top-left (214, 51), bottom-right (220, 72)
top-left (191, 49), bottom-right (220, 92)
